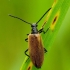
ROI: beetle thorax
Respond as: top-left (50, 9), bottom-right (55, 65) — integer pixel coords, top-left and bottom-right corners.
top-left (31, 23), bottom-right (38, 34)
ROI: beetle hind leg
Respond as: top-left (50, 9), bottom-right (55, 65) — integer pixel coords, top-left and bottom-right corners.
top-left (44, 48), bottom-right (47, 53)
top-left (24, 49), bottom-right (30, 57)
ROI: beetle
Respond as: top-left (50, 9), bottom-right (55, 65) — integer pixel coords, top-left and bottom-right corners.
top-left (9, 7), bottom-right (51, 68)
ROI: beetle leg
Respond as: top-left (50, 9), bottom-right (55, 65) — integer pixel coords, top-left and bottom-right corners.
top-left (25, 57), bottom-right (30, 63)
top-left (39, 27), bottom-right (50, 34)
top-left (43, 27), bottom-right (50, 34)
top-left (38, 28), bottom-right (44, 33)
top-left (25, 38), bottom-right (28, 42)
top-left (44, 48), bottom-right (47, 53)
top-left (25, 34), bottom-right (29, 42)
top-left (27, 34), bottom-right (29, 35)
top-left (24, 49), bottom-right (30, 57)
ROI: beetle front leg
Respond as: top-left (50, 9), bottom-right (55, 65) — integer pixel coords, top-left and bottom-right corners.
top-left (38, 28), bottom-right (46, 34)
top-left (43, 27), bottom-right (50, 34)
top-left (38, 28), bottom-right (44, 33)
top-left (38, 27), bottom-right (50, 34)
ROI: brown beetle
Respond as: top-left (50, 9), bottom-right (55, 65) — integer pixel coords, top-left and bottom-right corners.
top-left (28, 33), bottom-right (44, 68)
top-left (9, 8), bottom-right (51, 68)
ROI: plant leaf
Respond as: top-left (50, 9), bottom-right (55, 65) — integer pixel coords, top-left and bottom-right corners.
top-left (20, 0), bottom-right (70, 70)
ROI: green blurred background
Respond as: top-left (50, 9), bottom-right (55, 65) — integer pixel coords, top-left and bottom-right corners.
top-left (0, 0), bottom-right (70, 70)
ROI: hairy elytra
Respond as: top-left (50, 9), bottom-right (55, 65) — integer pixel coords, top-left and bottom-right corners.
top-left (9, 8), bottom-right (51, 68)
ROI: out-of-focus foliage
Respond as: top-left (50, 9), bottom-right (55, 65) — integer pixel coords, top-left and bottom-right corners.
top-left (0, 0), bottom-right (70, 70)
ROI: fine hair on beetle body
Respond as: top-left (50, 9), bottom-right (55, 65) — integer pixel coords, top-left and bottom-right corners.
top-left (9, 7), bottom-right (51, 68)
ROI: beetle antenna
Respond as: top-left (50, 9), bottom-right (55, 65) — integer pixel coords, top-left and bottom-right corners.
top-left (36, 8), bottom-right (51, 24)
top-left (8, 14), bottom-right (32, 25)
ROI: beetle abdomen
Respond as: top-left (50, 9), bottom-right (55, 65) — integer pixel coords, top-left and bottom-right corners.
top-left (28, 34), bottom-right (44, 68)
